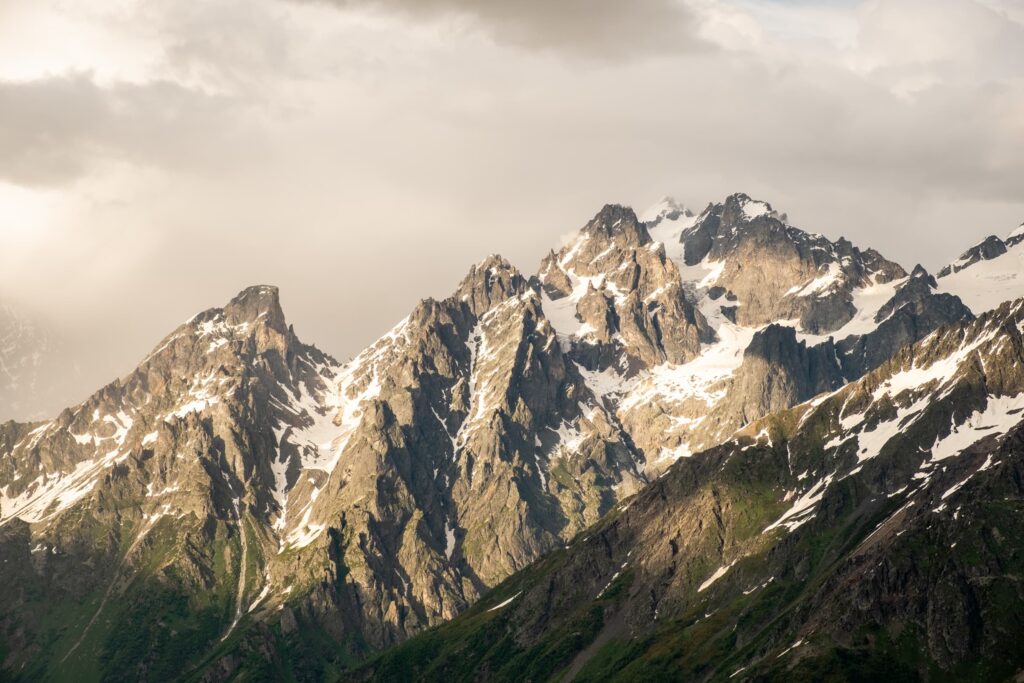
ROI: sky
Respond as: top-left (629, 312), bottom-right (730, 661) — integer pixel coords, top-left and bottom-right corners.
top-left (1, 0), bottom-right (1023, 416)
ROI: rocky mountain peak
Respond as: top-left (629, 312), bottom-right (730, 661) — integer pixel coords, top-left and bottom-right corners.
top-left (936, 220), bottom-right (1024, 316)
top-left (223, 284), bottom-right (288, 332)
top-left (640, 196), bottom-right (692, 228)
top-left (908, 263), bottom-right (937, 287)
top-left (454, 254), bottom-right (530, 316)
top-left (683, 193), bottom-right (861, 263)
top-left (140, 284), bottom-right (297, 370)
top-left (720, 192), bottom-right (778, 226)
top-left (538, 203), bottom-right (712, 371)
top-left (937, 236), bottom-right (1008, 277)
top-left (581, 204), bottom-right (650, 247)
top-left (678, 193), bottom-right (786, 267)
top-left (673, 193), bottom-right (914, 333)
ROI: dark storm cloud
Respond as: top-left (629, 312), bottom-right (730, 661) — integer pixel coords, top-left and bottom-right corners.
top-left (0, 74), bottom-right (242, 186)
top-left (311, 0), bottom-right (709, 56)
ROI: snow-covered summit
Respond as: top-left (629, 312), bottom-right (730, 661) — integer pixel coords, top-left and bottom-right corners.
top-left (938, 224), bottom-right (1024, 315)
top-left (735, 193), bottom-right (775, 221)
top-left (640, 196), bottom-right (692, 227)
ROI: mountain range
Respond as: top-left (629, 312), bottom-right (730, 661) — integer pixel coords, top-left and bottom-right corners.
top-left (2, 193), bottom-right (1023, 681)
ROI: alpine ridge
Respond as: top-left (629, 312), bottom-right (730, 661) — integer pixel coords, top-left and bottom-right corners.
top-left (1, 193), bottom-right (1021, 682)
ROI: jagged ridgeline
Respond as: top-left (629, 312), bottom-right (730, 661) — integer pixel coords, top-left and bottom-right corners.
top-left (1, 195), bottom-right (1022, 681)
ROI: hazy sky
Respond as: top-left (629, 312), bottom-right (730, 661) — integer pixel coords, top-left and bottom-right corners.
top-left (1, 0), bottom-right (1023, 413)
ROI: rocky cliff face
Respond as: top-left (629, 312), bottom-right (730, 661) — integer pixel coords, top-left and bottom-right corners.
top-left (709, 323), bottom-right (845, 428)
top-left (360, 297), bottom-right (1024, 682)
top-left (676, 193), bottom-right (905, 332)
top-left (538, 204), bottom-right (714, 374)
top-left (0, 194), bottom-right (1016, 681)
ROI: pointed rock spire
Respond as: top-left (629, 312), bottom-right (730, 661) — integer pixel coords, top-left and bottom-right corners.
top-left (453, 255), bottom-right (529, 317)
top-left (224, 285), bottom-right (288, 334)
top-left (582, 204), bottom-right (650, 247)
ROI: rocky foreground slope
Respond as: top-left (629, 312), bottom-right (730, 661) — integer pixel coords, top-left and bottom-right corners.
top-left (0, 193), bottom-right (1017, 681)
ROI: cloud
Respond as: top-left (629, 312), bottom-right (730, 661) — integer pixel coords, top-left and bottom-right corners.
top-left (851, 0), bottom-right (1024, 94)
top-left (311, 0), bottom-right (709, 57)
top-left (0, 74), bottom-right (245, 186)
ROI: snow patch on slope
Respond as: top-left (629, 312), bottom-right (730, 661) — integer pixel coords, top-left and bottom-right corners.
top-left (939, 238), bottom-right (1024, 314)
top-left (698, 560), bottom-right (737, 592)
top-left (928, 394), bottom-right (1024, 463)
top-left (621, 323), bottom-right (755, 412)
top-left (765, 474), bottom-right (835, 533)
